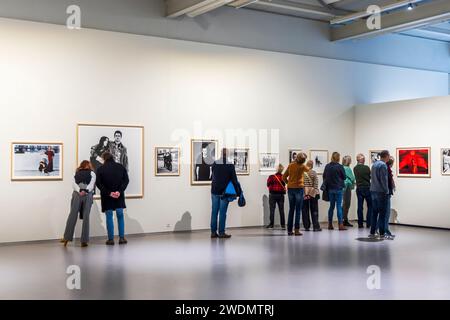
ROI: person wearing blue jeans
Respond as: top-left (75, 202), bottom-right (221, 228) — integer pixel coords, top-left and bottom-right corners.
top-left (379, 156), bottom-right (396, 239)
top-left (210, 148), bottom-right (242, 239)
top-left (323, 152), bottom-right (347, 231)
top-left (106, 208), bottom-right (125, 241)
top-left (354, 154), bottom-right (372, 228)
top-left (287, 188), bottom-right (305, 235)
top-left (210, 194), bottom-right (232, 237)
top-left (370, 150), bottom-right (390, 239)
top-left (96, 152), bottom-right (130, 246)
top-left (328, 189), bottom-right (344, 226)
top-left (283, 152), bottom-right (309, 236)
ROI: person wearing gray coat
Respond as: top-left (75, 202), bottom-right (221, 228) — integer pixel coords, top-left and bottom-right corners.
top-left (62, 160), bottom-right (96, 247)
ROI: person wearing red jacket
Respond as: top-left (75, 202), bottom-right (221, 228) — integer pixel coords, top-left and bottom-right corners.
top-left (266, 164), bottom-right (286, 229)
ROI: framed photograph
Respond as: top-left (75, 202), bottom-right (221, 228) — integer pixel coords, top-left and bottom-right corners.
top-left (369, 150), bottom-right (382, 165)
top-left (397, 147), bottom-right (431, 178)
top-left (441, 148), bottom-right (450, 175)
top-left (77, 124), bottom-right (144, 198)
top-left (288, 149), bottom-right (302, 163)
top-left (259, 153), bottom-right (279, 173)
top-left (11, 142), bottom-right (63, 181)
top-left (191, 139), bottom-right (218, 185)
top-left (309, 150), bottom-right (328, 175)
top-left (228, 148), bottom-right (250, 175)
top-left (155, 147), bottom-right (180, 176)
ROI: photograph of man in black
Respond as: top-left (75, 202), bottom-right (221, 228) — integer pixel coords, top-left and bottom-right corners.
top-left (194, 141), bottom-right (216, 183)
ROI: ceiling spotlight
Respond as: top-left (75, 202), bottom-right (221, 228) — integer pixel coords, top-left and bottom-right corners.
top-left (407, 3), bottom-right (414, 10)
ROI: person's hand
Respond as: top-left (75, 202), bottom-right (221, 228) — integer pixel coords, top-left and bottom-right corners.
top-left (110, 192), bottom-right (117, 198)
top-left (114, 192), bottom-right (121, 198)
top-left (80, 191), bottom-right (87, 197)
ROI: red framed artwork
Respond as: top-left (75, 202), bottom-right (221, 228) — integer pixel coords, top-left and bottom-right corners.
top-left (396, 147), bottom-right (431, 178)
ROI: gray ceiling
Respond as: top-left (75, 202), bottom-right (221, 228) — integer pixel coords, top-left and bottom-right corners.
top-left (235, 0), bottom-right (450, 42)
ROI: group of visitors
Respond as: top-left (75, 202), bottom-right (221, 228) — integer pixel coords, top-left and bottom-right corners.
top-left (61, 147), bottom-right (395, 248)
top-left (266, 150), bottom-right (396, 240)
top-left (61, 151), bottom-right (129, 247)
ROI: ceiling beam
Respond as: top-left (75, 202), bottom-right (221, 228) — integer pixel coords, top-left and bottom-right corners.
top-left (251, 0), bottom-right (336, 18)
top-left (166, 0), bottom-right (226, 18)
top-left (331, 0), bottom-right (450, 41)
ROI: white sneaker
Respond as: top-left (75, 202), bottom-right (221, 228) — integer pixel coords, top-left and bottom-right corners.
top-left (368, 234), bottom-right (377, 239)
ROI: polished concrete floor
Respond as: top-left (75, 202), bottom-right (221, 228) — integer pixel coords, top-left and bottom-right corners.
top-left (0, 225), bottom-right (449, 300)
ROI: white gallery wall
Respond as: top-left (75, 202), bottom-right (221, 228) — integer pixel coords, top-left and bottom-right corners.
top-left (0, 18), bottom-right (448, 243)
top-left (355, 96), bottom-right (450, 229)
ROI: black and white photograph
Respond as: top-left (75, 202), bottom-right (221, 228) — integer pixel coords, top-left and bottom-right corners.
top-left (441, 148), bottom-right (450, 175)
top-left (155, 147), bottom-right (180, 176)
top-left (77, 124), bottom-right (144, 198)
top-left (309, 150), bottom-right (328, 175)
top-left (259, 153), bottom-right (279, 173)
top-left (369, 150), bottom-right (382, 165)
top-left (191, 139), bottom-right (218, 185)
top-left (11, 142), bottom-right (63, 181)
top-left (289, 149), bottom-right (303, 163)
top-left (228, 148), bottom-right (250, 175)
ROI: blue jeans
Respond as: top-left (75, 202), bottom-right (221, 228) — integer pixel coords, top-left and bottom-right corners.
top-left (106, 208), bottom-right (125, 240)
top-left (211, 194), bottom-right (230, 235)
top-left (371, 192), bottom-right (388, 236)
top-left (328, 189), bottom-right (343, 224)
top-left (287, 188), bottom-right (304, 232)
top-left (377, 195), bottom-right (392, 235)
top-left (356, 187), bottom-right (372, 227)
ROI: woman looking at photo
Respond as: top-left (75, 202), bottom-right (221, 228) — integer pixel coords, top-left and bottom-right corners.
top-left (61, 160), bottom-right (96, 247)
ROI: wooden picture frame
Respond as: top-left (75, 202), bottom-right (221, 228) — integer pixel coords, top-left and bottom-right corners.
top-left (396, 147), bottom-right (431, 178)
top-left (11, 142), bottom-right (64, 181)
top-left (77, 123), bottom-right (144, 198)
top-left (155, 147), bottom-right (180, 176)
top-left (191, 139), bottom-right (218, 186)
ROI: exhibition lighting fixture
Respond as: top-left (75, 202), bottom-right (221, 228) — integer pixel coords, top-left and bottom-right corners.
top-left (408, 3), bottom-right (414, 10)
top-left (186, 0), bottom-right (234, 18)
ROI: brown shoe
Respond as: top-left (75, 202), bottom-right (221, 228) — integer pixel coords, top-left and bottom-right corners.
top-left (294, 229), bottom-right (303, 236)
top-left (339, 223), bottom-right (347, 231)
top-left (328, 223), bottom-right (334, 230)
top-left (81, 242), bottom-right (88, 248)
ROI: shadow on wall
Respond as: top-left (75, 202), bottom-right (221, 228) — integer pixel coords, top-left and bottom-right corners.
top-left (262, 195), bottom-right (270, 226)
top-left (174, 211), bottom-right (192, 232)
top-left (123, 210), bottom-right (145, 236)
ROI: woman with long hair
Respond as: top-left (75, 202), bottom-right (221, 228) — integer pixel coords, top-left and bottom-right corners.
top-left (342, 155), bottom-right (356, 227)
top-left (61, 160), bottom-right (96, 247)
top-left (90, 136), bottom-right (110, 172)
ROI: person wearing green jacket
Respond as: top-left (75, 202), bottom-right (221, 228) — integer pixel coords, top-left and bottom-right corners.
top-left (342, 155), bottom-right (356, 227)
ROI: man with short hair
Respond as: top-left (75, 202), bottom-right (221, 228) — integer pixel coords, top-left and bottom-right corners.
top-left (109, 130), bottom-right (129, 171)
top-left (354, 154), bottom-right (372, 229)
top-left (369, 150), bottom-right (390, 239)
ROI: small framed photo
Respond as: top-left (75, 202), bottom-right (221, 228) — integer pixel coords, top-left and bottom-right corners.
top-left (155, 147), bottom-right (180, 176)
top-left (11, 142), bottom-right (64, 181)
top-left (191, 139), bottom-right (218, 185)
top-left (309, 150), bottom-right (328, 175)
top-left (397, 147), bottom-right (431, 178)
top-left (369, 150), bottom-right (383, 166)
top-left (228, 148), bottom-right (250, 175)
top-left (259, 153), bottom-right (279, 173)
top-left (441, 148), bottom-right (450, 176)
top-left (288, 149), bottom-right (302, 163)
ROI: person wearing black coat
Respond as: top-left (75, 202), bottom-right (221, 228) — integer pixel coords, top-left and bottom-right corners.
top-left (210, 148), bottom-right (242, 239)
top-left (323, 152), bottom-right (347, 231)
top-left (96, 152), bottom-right (130, 245)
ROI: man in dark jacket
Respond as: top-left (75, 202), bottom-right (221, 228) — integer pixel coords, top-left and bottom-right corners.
top-left (210, 148), bottom-right (242, 239)
top-left (323, 152), bottom-right (346, 231)
top-left (96, 152), bottom-right (130, 245)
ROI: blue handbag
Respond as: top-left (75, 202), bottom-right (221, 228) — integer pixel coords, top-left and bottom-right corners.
top-left (223, 182), bottom-right (237, 197)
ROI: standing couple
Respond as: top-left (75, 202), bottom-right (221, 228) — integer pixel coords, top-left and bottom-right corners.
top-left (90, 130), bottom-right (129, 172)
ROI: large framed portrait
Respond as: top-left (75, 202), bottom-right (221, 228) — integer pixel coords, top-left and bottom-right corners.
top-left (191, 139), bottom-right (218, 185)
top-left (155, 147), bottom-right (180, 176)
top-left (288, 149), bottom-right (302, 163)
top-left (441, 148), bottom-right (450, 176)
top-left (228, 148), bottom-right (250, 175)
top-left (11, 142), bottom-right (63, 181)
top-left (259, 153), bottom-right (279, 173)
top-left (369, 150), bottom-right (382, 166)
top-left (309, 150), bottom-right (328, 175)
top-left (397, 147), bottom-right (431, 178)
top-left (77, 124), bottom-right (144, 198)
